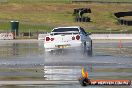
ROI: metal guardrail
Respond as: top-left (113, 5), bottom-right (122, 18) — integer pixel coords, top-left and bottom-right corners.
top-left (38, 33), bottom-right (50, 40)
top-left (1, 31), bottom-right (132, 40)
top-left (90, 34), bottom-right (132, 39)
top-left (38, 33), bottom-right (132, 40)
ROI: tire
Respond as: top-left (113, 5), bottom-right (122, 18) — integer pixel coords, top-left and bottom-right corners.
top-left (84, 40), bottom-right (93, 56)
top-left (83, 42), bottom-right (87, 55)
top-left (87, 40), bottom-right (92, 56)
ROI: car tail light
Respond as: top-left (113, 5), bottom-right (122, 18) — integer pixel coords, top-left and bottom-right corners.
top-left (72, 36), bottom-right (75, 40)
top-left (76, 35), bottom-right (80, 40)
top-left (51, 38), bottom-right (54, 41)
top-left (46, 37), bottom-right (50, 41)
top-left (45, 37), bottom-right (54, 41)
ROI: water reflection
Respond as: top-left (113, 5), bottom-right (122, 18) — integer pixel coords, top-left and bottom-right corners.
top-left (12, 43), bottom-right (19, 56)
top-left (0, 40), bottom-right (131, 88)
top-left (43, 66), bottom-right (81, 80)
top-left (43, 65), bottom-right (132, 80)
top-left (0, 42), bottom-right (45, 58)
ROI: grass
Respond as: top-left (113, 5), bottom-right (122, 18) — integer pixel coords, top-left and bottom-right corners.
top-left (0, 22), bottom-right (51, 32)
top-left (19, 23), bottom-right (51, 32)
top-left (0, 0), bottom-right (132, 33)
top-left (8, 0), bottom-right (71, 3)
top-left (72, 0), bottom-right (132, 3)
top-left (6, 0), bottom-right (132, 3)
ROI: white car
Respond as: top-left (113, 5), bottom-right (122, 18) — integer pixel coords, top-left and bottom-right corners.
top-left (44, 26), bottom-right (92, 56)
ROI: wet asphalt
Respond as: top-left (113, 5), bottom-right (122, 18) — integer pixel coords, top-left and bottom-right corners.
top-left (0, 39), bottom-right (131, 88)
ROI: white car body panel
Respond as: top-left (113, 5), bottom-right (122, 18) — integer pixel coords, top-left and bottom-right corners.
top-left (44, 26), bottom-right (91, 52)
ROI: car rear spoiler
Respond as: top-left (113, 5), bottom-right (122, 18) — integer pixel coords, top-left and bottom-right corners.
top-left (50, 31), bottom-right (79, 35)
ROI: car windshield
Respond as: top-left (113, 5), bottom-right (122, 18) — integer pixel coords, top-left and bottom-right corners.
top-left (52, 28), bottom-right (79, 32)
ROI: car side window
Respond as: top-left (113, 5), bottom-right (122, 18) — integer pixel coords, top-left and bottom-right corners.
top-left (80, 27), bottom-right (87, 35)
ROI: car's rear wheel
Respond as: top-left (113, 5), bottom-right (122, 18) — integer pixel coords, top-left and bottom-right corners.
top-left (88, 40), bottom-right (92, 56)
top-left (84, 40), bottom-right (92, 56)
